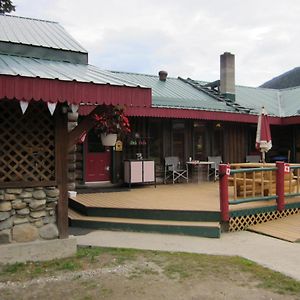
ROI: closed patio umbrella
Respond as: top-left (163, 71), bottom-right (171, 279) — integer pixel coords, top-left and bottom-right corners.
top-left (256, 107), bottom-right (272, 163)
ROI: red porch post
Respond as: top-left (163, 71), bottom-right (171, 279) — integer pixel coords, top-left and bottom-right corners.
top-left (219, 164), bottom-right (230, 222)
top-left (276, 161), bottom-right (285, 211)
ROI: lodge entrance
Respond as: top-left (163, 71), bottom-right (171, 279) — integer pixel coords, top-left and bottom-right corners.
top-left (84, 130), bottom-right (111, 182)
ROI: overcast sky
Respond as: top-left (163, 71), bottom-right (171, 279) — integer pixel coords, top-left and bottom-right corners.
top-left (12, 0), bottom-right (300, 87)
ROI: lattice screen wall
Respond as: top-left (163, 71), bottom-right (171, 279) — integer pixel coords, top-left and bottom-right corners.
top-left (229, 208), bottom-right (300, 231)
top-left (0, 100), bottom-right (55, 184)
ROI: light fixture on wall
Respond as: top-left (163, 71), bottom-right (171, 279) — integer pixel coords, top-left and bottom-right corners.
top-left (215, 123), bottom-right (221, 128)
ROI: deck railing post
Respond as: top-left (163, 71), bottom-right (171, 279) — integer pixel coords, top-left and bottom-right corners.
top-left (219, 164), bottom-right (230, 221)
top-left (276, 161), bottom-right (285, 211)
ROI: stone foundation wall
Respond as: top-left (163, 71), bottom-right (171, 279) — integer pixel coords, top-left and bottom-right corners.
top-left (0, 187), bottom-right (59, 244)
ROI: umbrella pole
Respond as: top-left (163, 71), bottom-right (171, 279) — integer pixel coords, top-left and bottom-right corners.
top-left (262, 151), bottom-right (265, 163)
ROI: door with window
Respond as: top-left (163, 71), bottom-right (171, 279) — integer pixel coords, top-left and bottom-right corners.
top-left (84, 130), bottom-right (111, 182)
top-left (193, 121), bottom-right (206, 160)
top-left (172, 121), bottom-right (185, 161)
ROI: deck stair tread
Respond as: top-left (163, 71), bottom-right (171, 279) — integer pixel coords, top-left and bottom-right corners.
top-left (70, 195), bottom-right (219, 212)
top-left (69, 208), bottom-right (220, 227)
top-left (248, 213), bottom-right (300, 242)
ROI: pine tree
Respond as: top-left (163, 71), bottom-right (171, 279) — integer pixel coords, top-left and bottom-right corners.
top-left (0, 0), bottom-right (15, 14)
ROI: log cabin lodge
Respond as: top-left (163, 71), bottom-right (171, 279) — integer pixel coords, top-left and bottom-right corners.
top-left (1, 14), bottom-right (300, 243)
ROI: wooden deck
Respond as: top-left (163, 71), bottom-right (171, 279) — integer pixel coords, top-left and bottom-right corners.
top-left (248, 213), bottom-right (300, 242)
top-left (71, 183), bottom-right (220, 212)
top-left (69, 183), bottom-right (222, 237)
top-left (69, 182), bottom-right (300, 238)
top-left (71, 182), bottom-right (300, 213)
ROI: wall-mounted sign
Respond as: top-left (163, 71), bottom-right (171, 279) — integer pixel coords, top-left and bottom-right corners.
top-left (284, 163), bottom-right (290, 174)
top-left (225, 164), bottom-right (231, 176)
top-left (115, 140), bottom-right (123, 151)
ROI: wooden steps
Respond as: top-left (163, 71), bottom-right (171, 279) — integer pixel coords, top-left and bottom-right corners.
top-left (248, 213), bottom-right (300, 242)
top-left (69, 208), bottom-right (221, 238)
top-left (68, 187), bottom-right (221, 238)
top-left (69, 198), bottom-right (220, 222)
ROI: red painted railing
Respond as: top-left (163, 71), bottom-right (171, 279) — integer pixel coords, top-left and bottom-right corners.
top-left (219, 162), bottom-right (300, 222)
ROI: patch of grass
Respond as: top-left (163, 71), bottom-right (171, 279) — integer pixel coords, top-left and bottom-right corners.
top-left (56, 261), bottom-right (81, 271)
top-left (164, 263), bottom-right (190, 280)
top-left (1, 247), bottom-right (300, 297)
top-left (1, 262), bottom-right (26, 274)
top-left (76, 246), bottom-right (104, 260)
top-left (108, 247), bottom-right (138, 265)
top-left (231, 256), bottom-right (300, 294)
top-left (161, 253), bottom-right (300, 295)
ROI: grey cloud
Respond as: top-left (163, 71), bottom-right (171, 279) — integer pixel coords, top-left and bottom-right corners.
top-left (13, 0), bottom-right (300, 86)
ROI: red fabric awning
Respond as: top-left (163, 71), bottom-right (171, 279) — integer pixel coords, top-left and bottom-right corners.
top-left (79, 104), bottom-right (282, 124)
top-left (0, 75), bottom-right (152, 107)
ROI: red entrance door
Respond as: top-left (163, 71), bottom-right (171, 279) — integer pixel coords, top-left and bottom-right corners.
top-left (84, 130), bottom-right (111, 182)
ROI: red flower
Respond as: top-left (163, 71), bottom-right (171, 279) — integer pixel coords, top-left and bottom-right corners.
top-left (94, 105), bottom-right (131, 136)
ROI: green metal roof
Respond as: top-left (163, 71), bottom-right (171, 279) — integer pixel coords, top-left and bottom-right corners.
top-left (235, 86), bottom-right (280, 116)
top-left (111, 71), bottom-right (300, 117)
top-left (0, 15), bottom-right (87, 53)
top-left (235, 85), bottom-right (300, 117)
top-left (111, 71), bottom-right (237, 113)
top-left (280, 86), bottom-right (300, 117)
top-left (0, 54), bottom-right (142, 87)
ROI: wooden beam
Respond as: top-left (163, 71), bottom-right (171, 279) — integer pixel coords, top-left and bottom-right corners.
top-left (67, 105), bottom-right (103, 151)
top-left (0, 181), bottom-right (57, 189)
top-left (55, 104), bottom-right (69, 239)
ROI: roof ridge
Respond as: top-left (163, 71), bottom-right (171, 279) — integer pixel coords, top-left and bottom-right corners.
top-left (279, 85), bottom-right (300, 91)
top-left (179, 77), bottom-right (253, 114)
top-left (110, 70), bottom-right (178, 80)
top-left (0, 14), bottom-right (58, 24)
top-left (237, 85), bottom-right (277, 91)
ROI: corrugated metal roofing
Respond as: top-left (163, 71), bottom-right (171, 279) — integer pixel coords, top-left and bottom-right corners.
top-left (0, 54), bottom-right (143, 87)
top-left (235, 86), bottom-right (280, 116)
top-left (0, 15), bottom-right (87, 53)
top-left (233, 85), bottom-right (300, 117)
top-left (111, 71), bottom-right (300, 117)
top-left (280, 86), bottom-right (300, 117)
top-left (111, 71), bottom-right (238, 113)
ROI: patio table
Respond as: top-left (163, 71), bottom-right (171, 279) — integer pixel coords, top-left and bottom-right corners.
top-left (186, 161), bottom-right (216, 183)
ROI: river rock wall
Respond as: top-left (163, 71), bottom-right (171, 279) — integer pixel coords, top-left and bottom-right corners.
top-left (0, 187), bottom-right (59, 244)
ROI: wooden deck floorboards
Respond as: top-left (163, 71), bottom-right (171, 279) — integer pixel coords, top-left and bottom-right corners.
top-left (248, 213), bottom-right (300, 242)
top-left (71, 182), bottom-right (300, 213)
top-left (69, 182), bottom-right (300, 239)
top-left (71, 183), bottom-right (220, 212)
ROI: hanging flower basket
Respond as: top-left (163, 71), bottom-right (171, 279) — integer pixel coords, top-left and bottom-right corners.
top-left (101, 133), bottom-right (118, 146)
top-left (94, 105), bottom-right (131, 146)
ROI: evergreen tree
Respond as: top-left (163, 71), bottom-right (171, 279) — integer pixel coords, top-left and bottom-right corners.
top-left (0, 0), bottom-right (15, 13)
